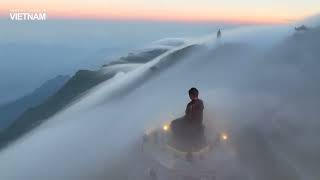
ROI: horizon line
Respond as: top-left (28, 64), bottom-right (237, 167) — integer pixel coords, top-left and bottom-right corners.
top-left (0, 14), bottom-right (290, 25)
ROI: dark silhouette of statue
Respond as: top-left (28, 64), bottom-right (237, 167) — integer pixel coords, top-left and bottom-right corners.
top-left (217, 29), bottom-right (222, 39)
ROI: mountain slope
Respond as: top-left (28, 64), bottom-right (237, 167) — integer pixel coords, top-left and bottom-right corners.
top-left (0, 70), bottom-right (112, 147)
top-left (0, 46), bottom-right (172, 149)
top-left (0, 75), bottom-right (70, 130)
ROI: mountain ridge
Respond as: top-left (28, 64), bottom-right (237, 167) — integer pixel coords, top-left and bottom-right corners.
top-left (0, 75), bottom-right (70, 130)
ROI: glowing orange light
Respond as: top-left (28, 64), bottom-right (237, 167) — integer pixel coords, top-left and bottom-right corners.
top-left (221, 133), bottom-right (228, 140)
top-left (163, 124), bottom-right (169, 131)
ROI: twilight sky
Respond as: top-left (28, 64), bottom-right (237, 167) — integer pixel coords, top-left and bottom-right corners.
top-left (1, 0), bottom-right (319, 23)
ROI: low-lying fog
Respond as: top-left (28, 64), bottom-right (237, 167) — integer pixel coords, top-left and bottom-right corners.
top-left (0, 19), bottom-right (232, 103)
top-left (0, 16), bottom-right (319, 180)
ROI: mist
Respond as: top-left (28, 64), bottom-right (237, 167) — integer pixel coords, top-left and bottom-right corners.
top-left (0, 19), bottom-right (235, 104)
top-left (0, 17), bottom-right (319, 180)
